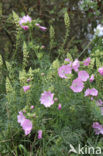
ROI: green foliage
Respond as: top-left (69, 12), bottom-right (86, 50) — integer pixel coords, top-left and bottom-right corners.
top-left (12, 11), bottom-right (20, 27)
top-left (50, 25), bottom-right (55, 50)
top-left (63, 12), bottom-right (70, 48)
top-left (1, 8), bottom-right (103, 156)
top-left (22, 41), bottom-right (29, 69)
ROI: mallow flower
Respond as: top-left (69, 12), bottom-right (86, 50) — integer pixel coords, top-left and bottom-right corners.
top-left (17, 112), bottom-right (32, 135)
top-left (40, 91), bottom-right (54, 107)
top-left (98, 67), bottom-right (103, 76)
top-left (38, 130), bottom-right (42, 139)
top-left (19, 15), bottom-right (32, 30)
top-left (22, 119), bottom-right (32, 135)
top-left (85, 88), bottom-right (98, 97)
top-left (72, 59), bottom-right (80, 72)
top-left (92, 122), bottom-right (103, 135)
top-left (30, 105), bottom-right (34, 109)
top-left (17, 111), bottom-right (26, 126)
top-left (70, 78), bottom-right (84, 93)
top-left (64, 58), bottom-right (70, 63)
top-left (23, 85), bottom-right (30, 92)
top-left (83, 57), bottom-right (91, 66)
top-left (39, 26), bottom-right (47, 31)
top-left (27, 78), bottom-right (31, 82)
top-left (58, 104), bottom-right (62, 110)
top-left (35, 23), bottom-right (47, 31)
top-left (78, 70), bottom-right (89, 82)
top-left (89, 74), bottom-right (94, 83)
top-left (58, 64), bottom-right (72, 79)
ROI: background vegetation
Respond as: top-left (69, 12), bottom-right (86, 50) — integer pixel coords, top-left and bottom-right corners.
top-left (1, 0), bottom-right (103, 155)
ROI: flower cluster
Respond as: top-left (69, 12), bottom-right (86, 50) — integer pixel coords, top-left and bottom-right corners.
top-left (18, 13), bottom-right (103, 140)
top-left (85, 88), bottom-right (98, 97)
top-left (58, 64), bottom-right (72, 79)
top-left (58, 59), bottom-right (80, 79)
top-left (17, 111), bottom-right (32, 135)
top-left (19, 15), bottom-right (32, 30)
top-left (58, 57), bottom-right (99, 99)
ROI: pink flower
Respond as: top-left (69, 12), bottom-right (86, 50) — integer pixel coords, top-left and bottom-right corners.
top-left (98, 67), bottom-right (103, 76)
top-left (35, 23), bottom-right (40, 27)
top-left (19, 15), bottom-right (32, 30)
top-left (90, 74), bottom-right (94, 83)
top-left (84, 88), bottom-right (90, 96)
top-left (90, 88), bottom-right (98, 96)
top-left (17, 111), bottom-right (26, 126)
top-left (78, 70), bottom-right (89, 82)
top-left (35, 23), bottom-right (47, 31)
top-left (58, 64), bottom-right (72, 79)
top-left (92, 122), bottom-right (103, 135)
top-left (96, 99), bottom-right (103, 106)
top-left (40, 91), bottom-right (54, 107)
top-left (91, 97), bottom-right (94, 101)
top-left (30, 105), bottom-right (34, 109)
top-left (38, 130), bottom-right (42, 139)
top-left (64, 58), bottom-right (70, 62)
top-left (70, 78), bottom-right (84, 93)
top-left (39, 26), bottom-right (47, 31)
top-left (83, 57), bottom-right (91, 66)
top-left (27, 78), bottom-right (31, 82)
top-left (72, 59), bottom-right (80, 72)
top-left (22, 119), bottom-right (32, 135)
top-left (85, 88), bottom-right (98, 97)
top-left (58, 104), bottom-right (62, 110)
top-left (23, 85), bottom-right (30, 92)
